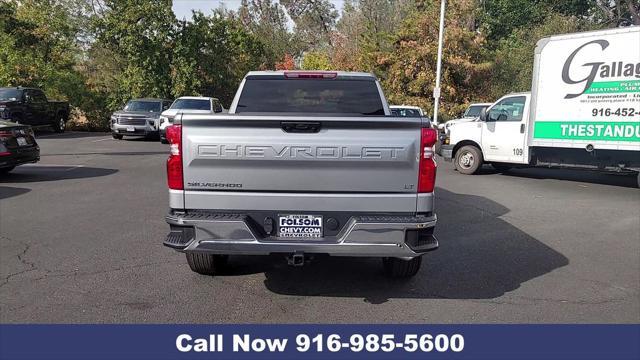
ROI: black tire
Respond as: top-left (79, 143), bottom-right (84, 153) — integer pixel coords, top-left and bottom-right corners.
top-left (0, 166), bottom-right (15, 174)
top-left (112, 134), bottom-right (123, 140)
top-left (491, 163), bottom-right (512, 172)
top-left (53, 115), bottom-right (66, 133)
top-left (637, 172), bottom-right (640, 189)
top-left (185, 253), bottom-right (228, 276)
top-left (454, 145), bottom-right (483, 175)
top-left (382, 256), bottom-right (422, 278)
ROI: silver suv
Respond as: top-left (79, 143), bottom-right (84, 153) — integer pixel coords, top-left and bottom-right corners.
top-left (110, 98), bottom-right (172, 140)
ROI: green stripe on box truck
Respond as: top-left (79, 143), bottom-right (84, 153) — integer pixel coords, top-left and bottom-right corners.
top-left (534, 121), bottom-right (640, 141)
top-left (585, 80), bottom-right (640, 94)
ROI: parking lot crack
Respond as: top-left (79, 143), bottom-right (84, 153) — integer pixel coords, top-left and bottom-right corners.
top-left (0, 237), bottom-right (37, 289)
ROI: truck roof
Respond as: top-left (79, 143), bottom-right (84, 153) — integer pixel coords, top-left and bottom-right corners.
top-left (245, 70), bottom-right (377, 80)
top-left (504, 92), bottom-right (531, 97)
top-left (389, 105), bottom-right (423, 110)
top-left (175, 96), bottom-right (219, 101)
top-left (129, 98), bottom-right (171, 102)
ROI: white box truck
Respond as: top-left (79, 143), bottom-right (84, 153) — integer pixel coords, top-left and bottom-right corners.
top-left (441, 26), bottom-right (640, 186)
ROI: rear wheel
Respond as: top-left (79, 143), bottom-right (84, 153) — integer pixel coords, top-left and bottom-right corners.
top-left (454, 145), bottom-right (483, 174)
top-left (0, 166), bottom-right (15, 174)
top-left (112, 134), bottom-right (123, 140)
top-left (186, 253), bottom-right (229, 276)
top-left (382, 256), bottom-right (422, 278)
top-left (53, 115), bottom-right (66, 133)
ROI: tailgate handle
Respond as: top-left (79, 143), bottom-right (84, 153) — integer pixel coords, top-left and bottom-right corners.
top-left (281, 121), bottom-right (321, 133)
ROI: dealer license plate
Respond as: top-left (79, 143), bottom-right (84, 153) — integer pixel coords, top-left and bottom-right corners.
top-left (278, 215), bottom-right (323, 238)
top-left (16, 137), bottom-right (28, 146)
top-left (126, 126), bottom-right (135, 132)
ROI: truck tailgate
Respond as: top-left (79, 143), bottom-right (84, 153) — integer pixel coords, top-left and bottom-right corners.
top-left (181, 115), bottom-right (422, 205)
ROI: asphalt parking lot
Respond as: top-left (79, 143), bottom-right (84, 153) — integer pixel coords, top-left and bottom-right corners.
top-left (0, 131), bottom-right (638, 323)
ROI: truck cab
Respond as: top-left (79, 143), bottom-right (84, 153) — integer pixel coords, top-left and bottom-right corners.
top-left (441, 93), bottom-right (531, 173)
top-left (442, 27), bottom-right (640, 184)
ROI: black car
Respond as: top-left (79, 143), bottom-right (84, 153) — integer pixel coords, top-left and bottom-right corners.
top-left (0, 87), bottom-right (70, 133)
top-left (0, 120), bottom-right (40, 174)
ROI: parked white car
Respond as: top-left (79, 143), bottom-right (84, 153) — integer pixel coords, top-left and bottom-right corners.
top-left (159, 97), bottom-right (224, 143)
top-left (390, 105), bottom-right (425, 118)
top-left (438, 103), bottom-right (492, 132)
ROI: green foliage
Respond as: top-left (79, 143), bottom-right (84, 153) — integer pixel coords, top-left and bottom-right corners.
top-left (0, 0), bottom-right (86, 102)
top-left (93, 0), bottom-right (176, 109)
top-left (238, 0), bottom-right (295, 63)
top-left (0, 0), bottom-right (629, 129)
top-left (489, 12), bottom-right (590, 98)
top-left (171, 11), bottom-right (268, 104)
top-left (301, 51), bottom-right (333, 70)
top-left (281, 0), bottom-right (338, 49)
top-left (480, 0), bottom-right (548, 42)
top-left (377, 0), bottom-right (493, 119)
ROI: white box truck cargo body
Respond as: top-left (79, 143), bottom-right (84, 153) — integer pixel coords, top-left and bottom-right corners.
top-left (442, 27), bottom-right (640, 185)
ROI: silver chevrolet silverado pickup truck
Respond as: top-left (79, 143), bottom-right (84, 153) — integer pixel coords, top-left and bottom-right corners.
top-left (164, 71), bottom-right (438, 278)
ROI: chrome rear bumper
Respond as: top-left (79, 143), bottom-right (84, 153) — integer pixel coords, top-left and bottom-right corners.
top-left (165, 211), bottom-right (438, 258)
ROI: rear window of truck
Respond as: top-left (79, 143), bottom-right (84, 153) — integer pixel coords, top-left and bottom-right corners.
top-left (235, 79), bottom-right (385, 115)
top-left (170, 99), bottom-right (211, 110)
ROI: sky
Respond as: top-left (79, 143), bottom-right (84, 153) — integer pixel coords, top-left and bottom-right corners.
top-left (172, 0), bottom-right (347, 20)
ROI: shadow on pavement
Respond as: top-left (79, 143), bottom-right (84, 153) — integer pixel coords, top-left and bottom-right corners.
top-left (35, 131), bottom-right (110, 139)
top-left (217, 188), bottom-right (569, 303)
top-left (501, 167), bottom-right (638, 188)
top-left (42, 151), bottom-right (166, 157)
top-left (0, 186), bottom-right (31, 200)
top-left (462, 162), bottom-right (638, 188)
top-left (0, 166), bottom-right (118, 183)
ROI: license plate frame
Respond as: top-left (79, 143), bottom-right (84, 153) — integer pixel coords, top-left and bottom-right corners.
top-left (16, 137), bottom-right (28, 146)
top-left (278, 214), bottom-right (323, 239)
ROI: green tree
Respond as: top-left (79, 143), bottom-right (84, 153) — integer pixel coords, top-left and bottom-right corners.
top-left (237, 0), bottom-right (295, 64)
top-left (93, 0), bottom-right (176, 108)
top-left (0, 0), bottom-right (86, 102)
top-left (170, 11), bottom-right (269, 104)
top-left (378, 0), bottom-right (493, 119)
top-left (480, 0), bottom-right (548, 42)
top-left (301, 51), bottom-right (332, 70)
top-left (489, 12), bottom-right (592, 98)
top-left (281, 0), bottom-right (338, 50)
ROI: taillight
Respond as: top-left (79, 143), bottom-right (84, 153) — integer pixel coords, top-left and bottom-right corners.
top-left (0, 130), bottom-right (12, 140)
top-left (418, 128), bottom-right (437, 193)
top-left (166, 124), bottom-right (183, 190)
top-left (284, 71), bottom-right (337, 79)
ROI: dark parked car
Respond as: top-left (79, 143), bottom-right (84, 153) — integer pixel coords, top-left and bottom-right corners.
top-left (110, 98), bottom-right (172, 140)
top-left (0, 87), bottom-right (70, 133)
top-left (0, 120), bottom-right (40, 174)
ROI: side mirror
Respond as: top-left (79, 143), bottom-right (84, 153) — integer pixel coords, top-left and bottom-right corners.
top-left (479, 108), bottom-right (488, 122)
top-left (214, 105), bottom-right (223, 113)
